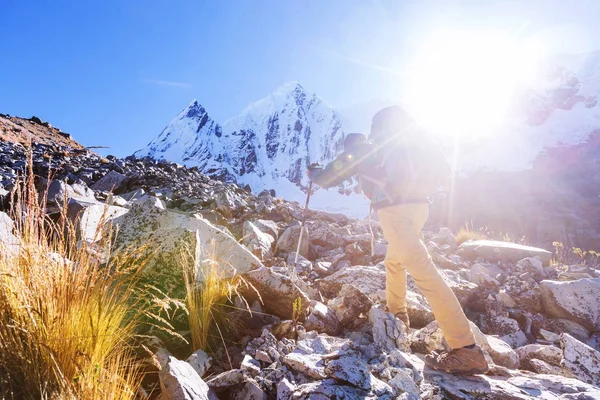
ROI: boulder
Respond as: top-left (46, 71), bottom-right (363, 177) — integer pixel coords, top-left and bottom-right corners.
top-left (516, 257), bottom-right (545, 280)
top-left (470, 263), bottom-right (500, 286)
top-left (159, 356), bottom-right (216, 400)
top-left (240, 267), bottom-right (310, 319)
top-left (305, 301), bottom-right (341, 336)
top-left (423, 367), bottom-right (600, 399)
top-left (560, 333), bottom-right (600, 386)
top-left (540, 279), bottom-right (600, 331)
top-left (284, 378), bottom-right (393, 400)
top-left (282, 332), bottom-right (349, 380)
top-left (91, 170), bottom-right (127, 192)
top-left (206, 369), bottom-right (246, 389)
top-left (320, 264), bottom-right (386, 301)
top-left (231, 381), bottom-right (267, 400)
top-left (242, 220), bottom-right (275, 259)
top-left (486, 336), bottom-right (520, 369)
top-left (534, 318), bottom-right (591, 343)
top-left (66, 199), bottom-right (128, 244)
top-left (276, 225), bottom-right (309, 258)
top-left (326, 284), bottom-right (372, 328)
top-left (0, 212), bottom-right (18, 258)
top-left (516, 344), bottom-right (562, 373)
top-left (405, 290), bottom-right (435, 328)
top-left (459, 240), bottom-right (552, 265)
top-left (369, 306), bottom-right (410, 353)
top-left (186, 349), bottom-right (212, 378)
top-left (113, 196), bottom-right (263, 298)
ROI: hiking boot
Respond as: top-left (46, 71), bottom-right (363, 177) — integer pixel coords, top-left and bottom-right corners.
top-left (394, 312), bottom-right (410, 328)
top-left (424, 345), bottom-right (489, 374)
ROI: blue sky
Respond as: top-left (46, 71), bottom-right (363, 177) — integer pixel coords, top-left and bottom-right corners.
top-left (2, 0), bottom-right (600, 156)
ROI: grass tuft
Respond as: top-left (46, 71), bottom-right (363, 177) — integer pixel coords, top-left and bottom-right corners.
top-left (455, 223), bottom-right (487, 245)
top-left (0, 152), bottom-right (147, 399)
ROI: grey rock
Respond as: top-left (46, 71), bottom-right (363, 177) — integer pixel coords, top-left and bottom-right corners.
top-left (560, 333), bottom-right (600, 386)
top-left (91, 170), bottom-right (127, 192)
top-left (206, 369), bottom-right (246, 389)
top-left (287, 378), bottom-right (393, 399)
top-left (326, 284), bottom-right (372, 327)
top-left (186, 349), bottom-right (212, 378)
top-left (324, 355), bottom-right (371, 390)
top-left (540, 278), bottom-right (600, 331)
top-left (304, 301), bottom-right (340, 336)
top-left (389, 369), bottom-right (420, 400)
top-left (159, 356), bottom-right (215, 400)
top-left (114, 196), bottom-right (263, 298)
top-left (242, 220), bottom-right (275, 259)
top-left (517, 344), bottom-right (562, 372)
top-left (486, 336), bottom-right (520, 369)
top-left (535, 318), bottom-right (591, 343)
top-left (320, 264), bottom-right (386, 300)
top-left (240, 355), bottom-right (261, 377)
top-left (241, 267), bottom-right (310, 319)
top-left (0, 212), bottom-right (18, 258)
top-left (404, 290), bottom-right (435, 328)
top-left (231, 380), bottom-right (267, 400)
top-left (282, 332), bottom-right (349, 380)
top-left (369, 306), bottom-right (409, 353)
top-left (276, 225), bottom-right (309, 258)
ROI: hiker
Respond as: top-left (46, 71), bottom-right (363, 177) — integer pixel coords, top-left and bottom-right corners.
top-left (307, 106), bottom-right (489, 374)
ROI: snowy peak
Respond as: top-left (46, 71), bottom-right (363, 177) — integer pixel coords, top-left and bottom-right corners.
top-left (136, 82), bottom-right (348, 192)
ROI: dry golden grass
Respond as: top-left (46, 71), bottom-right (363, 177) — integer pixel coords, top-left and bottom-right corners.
top-left (455, 223), bottom-right (487, 245)
top-left (0, 157), bottom-right (146, 399)
top-left (182, 239), bottom-right (245, 356)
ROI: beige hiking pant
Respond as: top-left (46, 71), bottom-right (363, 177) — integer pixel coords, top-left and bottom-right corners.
top-left (377, 203), bottom-right (475, 349)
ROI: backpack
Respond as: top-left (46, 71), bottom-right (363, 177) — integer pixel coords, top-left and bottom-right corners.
top-left (357, 134), bottom-right (451, 203)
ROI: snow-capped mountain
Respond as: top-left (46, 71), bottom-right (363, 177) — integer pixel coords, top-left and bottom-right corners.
top-left (135, 82), bottom-right (369, 214)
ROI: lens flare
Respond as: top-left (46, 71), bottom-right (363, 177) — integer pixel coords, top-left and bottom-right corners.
top-left (402, 29), bottom-right (546, 139)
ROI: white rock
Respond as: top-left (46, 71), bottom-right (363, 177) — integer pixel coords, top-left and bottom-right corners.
top-left (186, 349), bottom-right (212, 378)
top-left (242, 220), bottom-right (275, 259)
top-left (517, 344), bottom-right (563, 372)
top-left (113, 196), bottom-right (263, 297)
top-left (500, 330), bottom-right (530, 349)
top-left (0, 212), bottom-right (19, 259)
top-left (486, 336), bottom-right (520, 369)
top-left (369, 306), bottom-right (409, 353)
top-left (159, 356), bottom-right (214, 400)
top-left (240, 355), bottom-right (261, 377)
top-left (496, 291), bottom-right (517, 308)
top-left (276, 225), bottom-right (309, 258)
top-left (560, 333), bottom-right (600, 386)
top-left (321, 264), bottom-right (386, 299)
top-left (324, 355), bottom-right (371, 390)
top-left (206, 369), bottom-right (246, 389)
top-left (389, 369), bottom-right (420, 400)
top-left (459, 240), bottom-right (552, 264)
top-left (241, 267), bottom-right (310, 319)
top-left (540, 278), bottom-right (600, 331)
top-left (470, 263), bottom-right (500, 286)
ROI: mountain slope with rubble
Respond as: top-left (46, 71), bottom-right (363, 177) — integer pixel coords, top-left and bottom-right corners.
top-left (1, 116), bottom-right (599, 399)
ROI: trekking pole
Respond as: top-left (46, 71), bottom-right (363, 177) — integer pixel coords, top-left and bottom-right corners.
top-left (294, 181), bottom-right (314, 265)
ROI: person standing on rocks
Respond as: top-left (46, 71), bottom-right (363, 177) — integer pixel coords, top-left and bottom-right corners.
top-left (307, 106), bottom-right (489, 374)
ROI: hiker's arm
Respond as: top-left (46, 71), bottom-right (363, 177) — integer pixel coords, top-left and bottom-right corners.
top-left (307, 153), bottom-right (357, 188)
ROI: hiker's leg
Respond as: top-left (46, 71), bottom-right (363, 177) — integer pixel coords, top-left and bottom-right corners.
top-left (378, 204), bottom-right (474, 349)
top-left (382, 241), bottom-right (407, 315)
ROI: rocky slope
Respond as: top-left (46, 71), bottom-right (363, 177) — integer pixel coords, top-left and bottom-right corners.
top-left (1, 119), bottom-right (600, 399)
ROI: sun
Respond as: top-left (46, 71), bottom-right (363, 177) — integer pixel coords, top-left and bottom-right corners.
top-left (402, 28), bottom-right (545, 139)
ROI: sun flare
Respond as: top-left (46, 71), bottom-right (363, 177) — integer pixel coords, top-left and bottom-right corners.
top-left (403, 29), bottom-right (546, 139)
